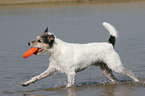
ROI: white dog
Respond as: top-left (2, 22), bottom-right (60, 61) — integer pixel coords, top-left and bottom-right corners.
top-left (21, 22), bottom-right (139, 87)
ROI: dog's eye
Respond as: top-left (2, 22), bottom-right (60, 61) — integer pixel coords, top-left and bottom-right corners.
top-left (38, 40), bottom-right (41, 43)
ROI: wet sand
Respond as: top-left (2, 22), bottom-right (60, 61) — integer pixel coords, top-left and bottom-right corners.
top-left (0, 0), bottom-right (145, 9)
top-left (3, 81), bottom-right (145, 96)
top-left (0, 0), bottom-right (144, 5)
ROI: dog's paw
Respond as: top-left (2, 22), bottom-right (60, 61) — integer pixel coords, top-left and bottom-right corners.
top-left (21, 83), bottom-right (29, 87)
top-left (111, 81), bottom-right (119, 84)
top-left (66, 84), bottom-right (74, 88)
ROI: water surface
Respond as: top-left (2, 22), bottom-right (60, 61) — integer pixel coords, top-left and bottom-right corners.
top-left (0, 2), bottom-right (145, 96)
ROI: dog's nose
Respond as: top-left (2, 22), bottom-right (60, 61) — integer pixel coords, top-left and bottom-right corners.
top-left (28, 42), bottom-right (31, 46)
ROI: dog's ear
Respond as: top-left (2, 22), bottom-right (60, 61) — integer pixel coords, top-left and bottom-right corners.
top-left (44, 27), bottom-right (48, 33)
top-left (47, 34), bottom-right (55, 43)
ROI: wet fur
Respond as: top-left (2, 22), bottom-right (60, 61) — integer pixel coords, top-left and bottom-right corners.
top-left (21, 22), bottom-right (139, 87)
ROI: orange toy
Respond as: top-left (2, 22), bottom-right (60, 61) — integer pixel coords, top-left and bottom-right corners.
top-left (23, 47), bottom-right (38, 58)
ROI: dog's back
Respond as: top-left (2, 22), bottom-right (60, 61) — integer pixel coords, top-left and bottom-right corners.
top-left (49, 22), bottom-right (118, 73)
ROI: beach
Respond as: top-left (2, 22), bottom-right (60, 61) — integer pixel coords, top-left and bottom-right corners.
top-left (0, 0), bottom-right (145, 9)
top-left (1, 1), bottom-right (145, 96)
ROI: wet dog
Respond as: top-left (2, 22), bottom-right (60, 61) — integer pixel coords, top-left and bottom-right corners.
top-left (21, 22), bottom-right (139, 87)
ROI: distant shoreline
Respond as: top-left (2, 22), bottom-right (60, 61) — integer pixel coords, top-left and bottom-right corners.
top-left (1, 0), bottom-right (145, 5)
top-left (0, 0), bottom-right (145, 9)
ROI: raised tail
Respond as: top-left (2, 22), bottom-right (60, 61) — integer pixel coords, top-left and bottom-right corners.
top-left (103, 22), bottom-right (118, 47)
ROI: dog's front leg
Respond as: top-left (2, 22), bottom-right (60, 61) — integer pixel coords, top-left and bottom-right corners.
top-left (21, 68), bottom-right (57, 86)
top-left (66, 73), bottom-right (75, 88)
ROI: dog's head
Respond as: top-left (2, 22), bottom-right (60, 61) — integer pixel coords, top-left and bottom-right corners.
top-left (28, 27), bottom-right (55, 55)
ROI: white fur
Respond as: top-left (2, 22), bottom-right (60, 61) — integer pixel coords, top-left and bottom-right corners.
top-left (50, 39), bottom-right (116, 73)
top-left (103, 22), bottom-right (118, 38)
top-left (48, 32), bottom-right (54, 36)
top-left (21, 22), bottom-right (139, 87)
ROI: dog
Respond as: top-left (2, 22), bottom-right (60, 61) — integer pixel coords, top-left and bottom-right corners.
top-left (21, 22), bottom-right (139, 87)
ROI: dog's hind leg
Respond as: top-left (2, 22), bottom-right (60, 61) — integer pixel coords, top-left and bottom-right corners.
top-left (112, 67), bottom-right (139, 82)
top-left (106, 61), bottom-right (139, 82)
top-left (21, 67), bottom-right (57, 86)
top-left (106, 63), bottom-right (139, 82)
top-left (104, 51), bottom-right (139, 82)
top-left (99, 63), bottom-right (118, 83)
top-left (121, 69), bottom-right (139, 82)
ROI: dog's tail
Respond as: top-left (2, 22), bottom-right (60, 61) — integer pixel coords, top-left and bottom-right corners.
top-left (103, 22), bottom-right (118, 47)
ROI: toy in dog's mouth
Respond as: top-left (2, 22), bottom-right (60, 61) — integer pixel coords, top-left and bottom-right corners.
top-left (23, 47), bottom-right (45, 58)
top-left (34, 48), bottom-right (44, 55)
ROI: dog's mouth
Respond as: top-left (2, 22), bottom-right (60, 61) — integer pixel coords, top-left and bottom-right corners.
top-left (34, 48), bottom-right (43, 55)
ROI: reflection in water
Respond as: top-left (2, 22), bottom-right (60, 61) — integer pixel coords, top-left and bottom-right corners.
top-left (22, 86), bottom-right (76, 96)
top-left (23, 94), bottom-right (48, 96)
top-left (20, 81), bottom-right (145, 96)
top-left (67, 87), bottom-right (76, 96)
top-left (102, 85), bottom-right (115, 96)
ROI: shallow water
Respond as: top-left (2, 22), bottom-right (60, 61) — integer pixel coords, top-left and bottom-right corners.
top-left (0, 2), bottom-right (145, 96)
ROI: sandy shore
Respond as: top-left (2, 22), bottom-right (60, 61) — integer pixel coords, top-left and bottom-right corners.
top-left (0, 0), bottom-right (145, 9)
top-left (1, 0), bottom-right (145, 5)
